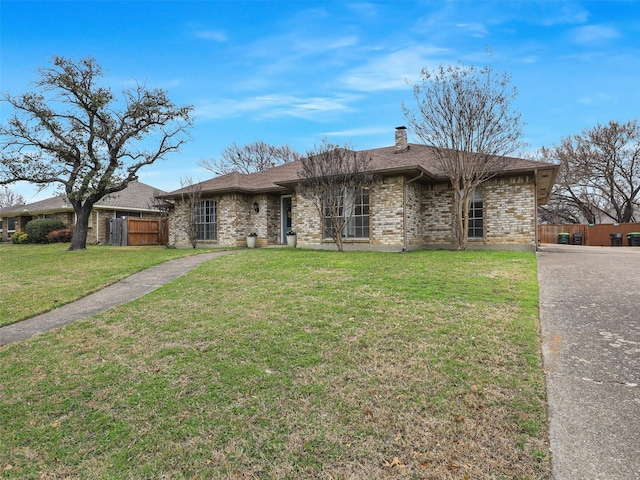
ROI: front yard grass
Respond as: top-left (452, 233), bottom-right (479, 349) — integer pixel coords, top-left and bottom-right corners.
top-left (0, 244), bottom-right (214, 327)
top-left (0, 249), bottom-right (550, 479)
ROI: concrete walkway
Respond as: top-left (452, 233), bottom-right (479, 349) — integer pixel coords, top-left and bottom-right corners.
top-left (0, 250), bottom-right (234, 346)
top-left (537, 244), bottom-right (640, 479)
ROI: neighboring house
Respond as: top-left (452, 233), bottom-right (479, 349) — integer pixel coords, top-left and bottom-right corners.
top-left (0, 181), bottom-right (166, 243)
top-left (161, 127), bottom-right (558, 251)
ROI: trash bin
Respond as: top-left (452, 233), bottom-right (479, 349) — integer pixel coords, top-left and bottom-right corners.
top-left (626, 232), bottom-right (640, 246)
top-left (573, 233), bottom-right (583, 245)
top-left (558, 232), bottom-right (570, 245)
top-left (610, 233), bottom-right (623, 246)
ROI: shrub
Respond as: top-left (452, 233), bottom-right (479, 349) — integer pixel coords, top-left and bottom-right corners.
top-left (47, 228), bottom-right (71, 243)
top-left (25, 218), bottom-right (67, 244)
top-left (11, 232), bottom-right (29, 244)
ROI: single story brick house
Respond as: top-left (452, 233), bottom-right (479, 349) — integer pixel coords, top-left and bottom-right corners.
top-left (0, 181), bottom-right (165, 243)
top-left (162, 127), bottom-right (558, 251)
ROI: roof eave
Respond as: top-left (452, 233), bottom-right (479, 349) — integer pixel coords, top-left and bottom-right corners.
top-left (275, 165), bottom-right (437, 188)
top-left (534, 165), bottom-right (559, 205)
top-left (159, 184), bottom-right (291, 199)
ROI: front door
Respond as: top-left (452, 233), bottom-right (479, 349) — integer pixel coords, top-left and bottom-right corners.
top-left (281, 196), bottom-right (292, 244)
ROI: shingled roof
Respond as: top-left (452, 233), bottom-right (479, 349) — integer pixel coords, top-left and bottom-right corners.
top-left (0, 181), bottom-right (166, 216)
top-left (163, 142), bottom-right (558, 204)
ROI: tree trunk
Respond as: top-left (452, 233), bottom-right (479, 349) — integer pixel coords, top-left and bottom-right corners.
top-left (452, 189), bottom-right (473, 251)
top-left (453, 190), bottom-right (467, 250)
top-left (333, 218), bottom-right (344, 252)
top-left (68, 203), bottom-right (93, 251)
top-left (461, 193), bottom-right (471, 251)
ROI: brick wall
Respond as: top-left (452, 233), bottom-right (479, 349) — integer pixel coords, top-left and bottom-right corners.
top-left (167, 173), bottom-right (538, 250)
top-left (170, 193), bottom-right (282, 247)
top-left (266, 194), bottom-right (282, 244)
top-left (371, 177), bottom-right (404, 246)
top-left (419, 176), bottom-right (536, 248)
top-left (483, 175), bottom-right (536, 246)
top-left (422, 183), bottom-right (455, 245)
top-left (294, 190), bottom-right (323, 247)
top-left (404, 180), bottom-right (423, 250)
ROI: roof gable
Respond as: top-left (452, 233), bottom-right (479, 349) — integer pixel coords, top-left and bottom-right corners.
top-left (0, 181), bottom-right (166, 216)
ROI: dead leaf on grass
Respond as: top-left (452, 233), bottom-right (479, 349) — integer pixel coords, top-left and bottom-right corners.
top-left (382, 456), bottom-right (403, 469)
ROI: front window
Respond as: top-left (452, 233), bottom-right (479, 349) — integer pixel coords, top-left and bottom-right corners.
top-left (323, 188), bottom-right (370, 239)
top-left (195, 200), bottom-right (217, 241)
top-left (116, 211), bottom-right (142, 218)
top-left (468, 190), bottom-right (484, 239)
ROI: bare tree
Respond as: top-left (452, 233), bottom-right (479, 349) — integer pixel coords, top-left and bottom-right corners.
top-left (403, 61), bottom-right (526, 249)
top-left (200, 141), bottom-right (300, 175)
top-left (178, 178), bottom-right (203, 248)
top-left (541, 120), bottom-right (640, 224)
top-left (0, 56), bottom-right (193, 250)
top-left (298, 139), bottom-right (372, 252)
top-left (0, 186), bottom-right (25, 208)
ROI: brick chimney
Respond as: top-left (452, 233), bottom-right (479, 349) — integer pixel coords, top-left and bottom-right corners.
top-left (395, 126), bottom-right (408, 153)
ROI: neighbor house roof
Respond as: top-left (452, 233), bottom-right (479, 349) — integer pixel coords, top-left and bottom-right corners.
top-left (163, 143), bottom-right (558, 204)
top-left (0, 181), bottom-right (166, 216)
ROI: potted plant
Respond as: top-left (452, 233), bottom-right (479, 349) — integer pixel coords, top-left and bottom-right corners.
top-left (247, 232), bottom-right (257, 248)
top-left (286, 230), bottom-right (297, 248)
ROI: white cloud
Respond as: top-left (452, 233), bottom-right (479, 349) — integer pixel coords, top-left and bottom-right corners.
top-left (453, 22), bottom-right (488, 38)
top-left (195, 93), bottom-right (360, 122)
top-left (193, 30), bottom-right (228, 42)
top-left (519, 55), bottom-right (539, 64)
top-left (340, 45), bottom-right (449, 92)
top-left (540, 5), bottom-right (589, 26)
top-left (571, 25), bottom-right (620, 44)
top-left (344, 2), bottom-right (380, 20)
top-left (323, 126), bottom-right (391, 138)
top-left (578, 93), bottom-right (613, 105)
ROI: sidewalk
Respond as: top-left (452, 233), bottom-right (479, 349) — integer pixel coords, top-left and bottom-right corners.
top-left (537, 244), bottom-right (640, 479)
top-left (0, 250), bottom-right (233, 346)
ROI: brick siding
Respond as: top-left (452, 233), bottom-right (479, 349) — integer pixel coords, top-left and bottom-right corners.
top-left (168, 174), bottom-right (537, 250)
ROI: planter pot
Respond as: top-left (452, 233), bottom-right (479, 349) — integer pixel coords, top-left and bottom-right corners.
top-left (247, 236), bottom-right (257, 248)
top-left (286, 234), bottom-right (297, 248)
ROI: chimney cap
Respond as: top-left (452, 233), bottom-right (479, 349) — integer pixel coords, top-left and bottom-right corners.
top-left (395, 125), bottom-right (407, 130)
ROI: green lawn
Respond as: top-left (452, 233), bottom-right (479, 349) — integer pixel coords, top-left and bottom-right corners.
top-left (0, 244), bottom-right (215, 327)
top-left (0, 248), bottom-right (550, 479)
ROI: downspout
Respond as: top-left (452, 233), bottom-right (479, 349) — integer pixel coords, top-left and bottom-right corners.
top-left (534, 169), bottom-right (539, 250)
top-left (403, 171), bottom-right (424, 252)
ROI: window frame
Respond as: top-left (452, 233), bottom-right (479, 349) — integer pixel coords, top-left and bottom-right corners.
top-left (467, 190), bottom-right (484, 239)
top-left (194, 200), bottom-right (217, 241)
top-left (323, 187), bottom-right (370, 240)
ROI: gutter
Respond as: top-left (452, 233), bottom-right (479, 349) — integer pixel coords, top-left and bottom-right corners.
top-left (534, 169), bottom-right (539, 250)
top-left (403, 171), bottom-right (424, 252)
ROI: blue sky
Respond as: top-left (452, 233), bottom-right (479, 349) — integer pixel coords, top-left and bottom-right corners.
top-left (1, 0), bottom-right (639, 202)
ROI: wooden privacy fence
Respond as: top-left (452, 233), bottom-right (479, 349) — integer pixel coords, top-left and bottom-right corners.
top-left (538, 223), bottom-right (640, 246)
top-left (107, 217), bottom-right (168, 246)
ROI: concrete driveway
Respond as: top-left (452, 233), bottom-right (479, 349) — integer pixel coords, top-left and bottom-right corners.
top-left (537, 244), bottom-right (640, 479)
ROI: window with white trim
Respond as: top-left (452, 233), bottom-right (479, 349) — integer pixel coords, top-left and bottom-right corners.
top-left (116, 211), bottom-right (142, 218)
top-left (323, 188), bottom-right (370, 239)
top-left (467, 190), bottom-right (484, 239)
top-left (195, 200), bottom-right (217, 241)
